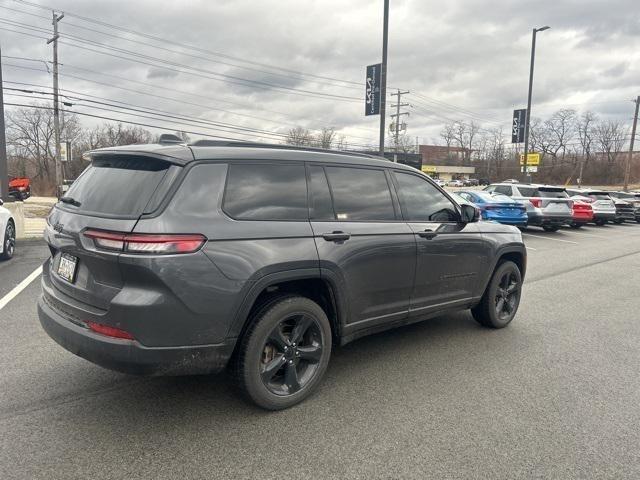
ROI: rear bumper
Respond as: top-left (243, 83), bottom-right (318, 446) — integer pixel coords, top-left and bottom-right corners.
top-left (38, 294), bottom-right (235, 376)
top-left (593, 212), bottom-right (616, 221)
top-left (526, 212), bottom-right (573, 226)
top-left (484, 214), bottom-right (527, 225)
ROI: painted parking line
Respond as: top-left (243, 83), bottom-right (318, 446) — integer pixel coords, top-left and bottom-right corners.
top-left (525, 246), bottom-right (537, 251)
top-left (0, 266), bottom-right (43, 311)
top-left (521, 233), bottom-right (579, 244)
top-left (560, 229), bottom-right (608, 239)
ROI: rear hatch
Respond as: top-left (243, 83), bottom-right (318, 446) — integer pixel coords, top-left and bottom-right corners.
top-left (537, 187), bottom-right (572, 215)
top-left (45, 153), bottom-right (182, 310)
top-left (586, 192), bottom-right (616, 212)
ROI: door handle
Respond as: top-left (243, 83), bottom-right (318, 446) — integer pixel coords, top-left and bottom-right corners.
top-left (417, 229), bottom-right (438, 239)
top-left (322, 231), bottom-right (351, 242)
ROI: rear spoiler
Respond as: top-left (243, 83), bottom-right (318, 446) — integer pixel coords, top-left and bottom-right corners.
top-left (83, 145), bottom-right (195, 166)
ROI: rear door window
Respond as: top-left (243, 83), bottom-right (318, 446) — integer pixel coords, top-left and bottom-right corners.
top-left (494, 185), bottom-right (513, 196)
top-left (223, 163), bottom-right (308, 220)
top-left (61, 155), bottom-right (174, 218)
top-left (515, 186), bottom-right (536, 197)
top-left (325, 166), bottom-right (396, 221)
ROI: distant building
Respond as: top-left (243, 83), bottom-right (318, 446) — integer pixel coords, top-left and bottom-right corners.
top-left (418, 144), bottom-right (475, 181)
top-left (419, 145), bottom-right (472, 166)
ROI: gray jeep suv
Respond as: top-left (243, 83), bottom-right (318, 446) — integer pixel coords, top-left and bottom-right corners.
top-left (38, 141), bottom-right (526, 409)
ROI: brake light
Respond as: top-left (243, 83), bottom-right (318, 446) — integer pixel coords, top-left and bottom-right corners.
top-left (84, 230), bottom-right (206, 254)
top-left (529, 198), bottom-right (542, 208)
top-left (86, 321), bottom-right (135, 340)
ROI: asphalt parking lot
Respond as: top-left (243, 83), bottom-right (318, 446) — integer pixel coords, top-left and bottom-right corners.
top-left (1, 225), bottom-right (640, 479)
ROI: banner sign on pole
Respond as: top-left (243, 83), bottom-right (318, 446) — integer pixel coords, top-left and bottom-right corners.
top-left (512, 109), bottom-right (526, 143)
top-left (365, 63), bottom-right (381, 116)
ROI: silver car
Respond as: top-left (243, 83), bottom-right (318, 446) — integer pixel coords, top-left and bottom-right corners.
top-left (566, 189), bottom-right (616, 226)
top-left (485, 183), bottom-right (573, 232)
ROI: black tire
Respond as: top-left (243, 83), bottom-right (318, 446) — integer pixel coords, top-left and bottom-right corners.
top-left (1, 220), bottom-right (16, 261)
top-left (613, 219), bottom-right (624, 224)
top-left (471, 261), bottom-right (522, 329)
top-left (234, 295), bottom-right (332, 410)
top-left (569, 223), bottom-right (582, 229)
top-left (542, 225), bottom-right (560, 232)
top-left (594, 219), bottom-right (606, 226)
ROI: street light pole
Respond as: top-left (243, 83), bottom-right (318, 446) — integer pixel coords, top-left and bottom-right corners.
top-left (523, 25), bottom-right (549, 182)
top-left (379, 0), bottom-right (389, 156)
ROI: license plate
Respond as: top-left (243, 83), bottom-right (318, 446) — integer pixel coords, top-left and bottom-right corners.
top-left (546, 202), bottom-right (568, 212)
top-left (57, 253), bottom-right (78, 283)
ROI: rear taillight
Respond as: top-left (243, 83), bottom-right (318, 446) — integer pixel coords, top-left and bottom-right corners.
top-left (84, 230), bottom-right (206, 254)
top-left (86, 321), bottom-right (135, 340)
top-left (529, 198), bottom-right (542, 208)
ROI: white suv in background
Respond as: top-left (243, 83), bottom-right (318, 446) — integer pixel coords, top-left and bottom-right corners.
top-left (484, 183), bottom-right (574, 232)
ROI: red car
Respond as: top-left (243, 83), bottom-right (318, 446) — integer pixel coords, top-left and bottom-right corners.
top-left (569, 197), bottom-right (593, 228)
top-left (8, 177), bottom-right (31, 200)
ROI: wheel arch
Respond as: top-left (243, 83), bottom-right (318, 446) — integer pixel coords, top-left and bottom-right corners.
top-left (229, 269), bottom-right (346, 348)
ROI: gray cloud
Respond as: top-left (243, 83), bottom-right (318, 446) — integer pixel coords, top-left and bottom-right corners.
top-left (0, 0), bottom-right (638, 146)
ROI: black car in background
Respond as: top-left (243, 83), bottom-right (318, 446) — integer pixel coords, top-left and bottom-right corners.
top-left (38, 140), bottom-right (526, 409)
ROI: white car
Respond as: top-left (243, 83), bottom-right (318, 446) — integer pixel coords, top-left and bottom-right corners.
top-left (0, 199), bottom-right (16, 260)
top-left (447, 179), bottom-right (464, 187)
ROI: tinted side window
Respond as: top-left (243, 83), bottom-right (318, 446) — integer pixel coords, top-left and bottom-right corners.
top-left (325, 166), bottom-right (395, 221)
top-left (308, 165), bottom-right (335, 220)
top-left (223, 163), bottom-right (307, 220)
top-left (494, 185), bottom-right (513, 196)
top-left (515, 186), bottom-right (536, 196)
top-left (394, 172), bottom-right (459, 222)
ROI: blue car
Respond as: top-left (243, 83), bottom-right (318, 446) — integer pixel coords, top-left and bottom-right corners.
top-left (457, 190), bottom-right (528, 226)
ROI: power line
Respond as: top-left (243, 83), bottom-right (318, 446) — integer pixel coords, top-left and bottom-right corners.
top-left (0, 18), bottom-right (362, 102)
top-left (2, 64), bottom-right (378, 142)
top-left (10, 1), bottom-right (365, 87)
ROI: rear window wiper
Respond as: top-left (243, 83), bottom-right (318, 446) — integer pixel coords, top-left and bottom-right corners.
top-left (59, 196), bottom-right (82, 207)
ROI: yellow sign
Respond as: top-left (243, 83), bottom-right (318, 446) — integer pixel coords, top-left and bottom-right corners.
top-left (519, 153), bottom-right (540, 166)
top-left (421, 165), bottom-right (437, 174)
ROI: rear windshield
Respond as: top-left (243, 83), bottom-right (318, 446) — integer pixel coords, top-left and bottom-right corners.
top-left (538, 189), bottom-right (569, 198)
top-left (62, 156), bottom-right (172, 217)
top-left (588, 193), bottom-right (612, 201)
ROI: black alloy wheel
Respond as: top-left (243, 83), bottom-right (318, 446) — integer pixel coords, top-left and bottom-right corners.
top-left (235, 296), bottom-right (331, 410)
top-left (494, 270), bottom-right (520, 323)
top-left (260, 313), bottom-right (323, 396)
top-left (471, 260), bottom-right (522, 328)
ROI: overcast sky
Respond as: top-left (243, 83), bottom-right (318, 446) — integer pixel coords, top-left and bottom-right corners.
top-left (1, 0), bottom-right (639, 148)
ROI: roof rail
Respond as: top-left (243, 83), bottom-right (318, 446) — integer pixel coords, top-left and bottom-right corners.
top-left (188, 140), bottom-right (383, 160)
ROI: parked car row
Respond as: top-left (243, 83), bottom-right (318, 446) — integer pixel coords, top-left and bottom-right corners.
top-left (469, 181), bottom-right (640, 230)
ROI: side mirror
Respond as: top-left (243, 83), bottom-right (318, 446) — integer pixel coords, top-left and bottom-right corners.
top-left (460, 204), bottom-right (480, 223)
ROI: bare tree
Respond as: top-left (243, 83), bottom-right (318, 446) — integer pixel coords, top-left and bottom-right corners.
top-left (594, 120), bottom-right (627, 183)
top-left (450, 120), bottom-right (479, 165)
top-left (285, 127), bottom-right (312, 146)
top-left (576, 111), bottom-right (597, 184)
top-left (314, 127), bottom-right (337, 149)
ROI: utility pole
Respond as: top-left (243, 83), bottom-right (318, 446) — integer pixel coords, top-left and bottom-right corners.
top-left (523, 26), bottom-right (550, 182)
top-left (623, 96), bottom-right (639, 192)
top-left (0, 46), bottom-right (9, 201)
top-left (378, 0), bottom-right (389, 156)
top-left (390, 89), bottom-right (409, 162)
top-left (47, 10), bottom-right (64, 197)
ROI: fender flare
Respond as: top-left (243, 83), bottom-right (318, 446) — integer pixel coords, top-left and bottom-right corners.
top-left (226, 268), bottom-right (348, 341)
